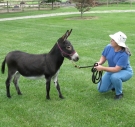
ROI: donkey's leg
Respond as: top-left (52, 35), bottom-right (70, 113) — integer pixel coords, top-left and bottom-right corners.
top-left (52, 71), bottom-right (64, 99)
top-left (6, 76), bottom-right (12, 98)
top-left (13, 71), bottom-right (22, 95)
top-left (45, 77), bottom-right (51, 99)
top-left (6, 70), bottom-right (16, 98)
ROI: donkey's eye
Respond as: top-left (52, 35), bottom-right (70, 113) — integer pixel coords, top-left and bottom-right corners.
top-left (66, 46), bottom-right (72, 50)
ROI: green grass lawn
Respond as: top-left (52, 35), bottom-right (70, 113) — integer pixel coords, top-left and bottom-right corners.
top-left (0, 7), bottom-right (135, 127)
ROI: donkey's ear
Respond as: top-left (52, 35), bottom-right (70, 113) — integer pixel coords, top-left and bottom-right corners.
top-left (62, 29), bottom-right (72, 41)
top-left (62, 30), bottom-right (69, 41)
top-left (68, 29), bottom-right (72, 37)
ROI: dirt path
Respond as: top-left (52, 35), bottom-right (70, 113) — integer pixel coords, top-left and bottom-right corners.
top-left (0, 10), bottom-right (135, 21)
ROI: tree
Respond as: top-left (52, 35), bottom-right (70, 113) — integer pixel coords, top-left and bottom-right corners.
top-left (73, 0), bottom-right (94, 17)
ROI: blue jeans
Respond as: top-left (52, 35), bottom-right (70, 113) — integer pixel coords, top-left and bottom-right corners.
top-left (97, 68), bottom-right (133, 95)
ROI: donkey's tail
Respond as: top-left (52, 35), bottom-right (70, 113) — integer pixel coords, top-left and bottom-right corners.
top-left (1, 58), bottom-right (6, 74)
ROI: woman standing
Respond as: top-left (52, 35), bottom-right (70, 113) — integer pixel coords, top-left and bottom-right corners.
top-left (95, 31), bottom-right (133, 100)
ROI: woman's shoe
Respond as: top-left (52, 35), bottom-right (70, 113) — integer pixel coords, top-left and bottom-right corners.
top-left (112, 88), bottom-right (115, 92)
top-left (114, 93), bottom-right (123, 100)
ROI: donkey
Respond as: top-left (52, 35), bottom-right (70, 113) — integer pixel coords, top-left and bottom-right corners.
top-left (1, 29), bottom-right (79, 99)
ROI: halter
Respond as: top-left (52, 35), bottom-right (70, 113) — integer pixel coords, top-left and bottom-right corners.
top-left (57, 42), bottom-right (76, 57)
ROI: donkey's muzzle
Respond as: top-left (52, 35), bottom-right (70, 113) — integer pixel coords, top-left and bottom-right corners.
top-left (71, 52), bottom-right (79, 62)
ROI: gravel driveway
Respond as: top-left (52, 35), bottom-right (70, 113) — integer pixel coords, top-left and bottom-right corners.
top-left (0, 10), bottom-right (135, 21)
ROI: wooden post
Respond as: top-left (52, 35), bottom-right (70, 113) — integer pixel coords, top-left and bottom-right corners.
top-left (130, 0), bottom-right (132, 7)
top-left (117, 0), bottom-right (118, 6)
top-left (38, 1), bottom-right (40, 10)
top-left (107, 0), bottom-right (108, 7)
top-left (7, 1), bottom-right (9, 12)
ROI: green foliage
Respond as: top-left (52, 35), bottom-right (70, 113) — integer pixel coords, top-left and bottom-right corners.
top-left (0, 7), bottom-right (135, 127)
top-left (76, 3), bottom-right (90, 12)
top-left (73, 0), bottom-right (94, 17)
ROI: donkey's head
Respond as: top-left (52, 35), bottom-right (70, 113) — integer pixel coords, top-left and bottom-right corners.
top-left (57, 29), bottom-right (79, 62)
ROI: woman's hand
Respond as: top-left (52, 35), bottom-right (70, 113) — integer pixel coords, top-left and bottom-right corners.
top-left (94, 65), bottom-right (103, 71)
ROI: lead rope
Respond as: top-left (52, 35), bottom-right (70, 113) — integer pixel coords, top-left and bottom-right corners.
top-left (72, 61), bottom-right (103, 84)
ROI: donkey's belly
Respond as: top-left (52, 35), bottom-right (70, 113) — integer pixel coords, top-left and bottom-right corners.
top-left (24, 75), bottom-right (45, 79)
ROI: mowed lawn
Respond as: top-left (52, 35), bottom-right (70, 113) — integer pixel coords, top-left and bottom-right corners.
top-left (0, 7), bottom-right (135, 127)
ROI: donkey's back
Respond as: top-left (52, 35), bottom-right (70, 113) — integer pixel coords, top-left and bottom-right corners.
top-left (2, 51), bottom-right (47, 77)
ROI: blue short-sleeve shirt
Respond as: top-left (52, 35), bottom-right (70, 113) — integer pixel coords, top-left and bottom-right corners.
top-left (102, 44), bottom-right (130, 69)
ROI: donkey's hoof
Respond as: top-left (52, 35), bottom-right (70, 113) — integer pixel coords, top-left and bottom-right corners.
top-left (59, 95), bottom-right (64, 99)
top-left (46, 96), bottom-right (50, 100)
top-left (18, 92), bottom-right (22, 95)
top-left (7, 95), bottom-right (11, 98)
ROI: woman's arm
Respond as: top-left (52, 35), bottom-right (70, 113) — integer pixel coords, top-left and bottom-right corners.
top-left (97, 56), bottom-right (106, 65)
top-left (95, 65), bottom-right (122, 72)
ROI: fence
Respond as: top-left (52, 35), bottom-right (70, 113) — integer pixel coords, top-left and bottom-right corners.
top-left (93, 0), bottom-right (135, 6)
top-left (0, 1), bottom-right (63, 13)
top-left (0, 0), bottom-right (135, 13)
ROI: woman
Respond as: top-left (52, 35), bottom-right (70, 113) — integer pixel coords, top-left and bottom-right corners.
top-left (95, 31), bottom-right (133, 100)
